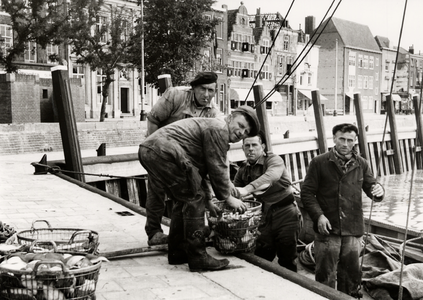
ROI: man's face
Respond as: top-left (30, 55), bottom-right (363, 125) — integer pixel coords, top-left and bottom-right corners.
top-left (227, 114), bottom-right (251, 143)
top-left (242, 136), bottom-right (265, 164)
top-left (192, 83), bottom-right (216, 106)
top-left (333, 131), bottom-right (357, 155)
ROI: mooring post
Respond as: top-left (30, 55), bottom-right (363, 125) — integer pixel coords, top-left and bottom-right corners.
top-left (253, 83), bottom-right (273, 154)
top-left (51, 65), bottom-right (85, 182)
top-left (158, 74), bottom-right (172, 95)
top-left (412, 95), bottom-right (423, 168)
top-left (353, 93), bottom-right (370, 160)
top-left (311, 90), bottom-right (327, 153)
top-left (386, 95), bottom-right (403, 174)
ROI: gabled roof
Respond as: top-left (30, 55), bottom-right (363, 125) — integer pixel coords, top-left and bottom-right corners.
top-left (317, 17), bottom-right (380, 52)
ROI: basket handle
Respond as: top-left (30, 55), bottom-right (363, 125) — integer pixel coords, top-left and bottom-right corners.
top-left (30, 220), bottom-right (52, 231)
top-left (32, 260), bottom-right (70, 276)
top-left (30, 240), bottom-right (58, 252)
top-left (68, 230), bottom-right (96, 244)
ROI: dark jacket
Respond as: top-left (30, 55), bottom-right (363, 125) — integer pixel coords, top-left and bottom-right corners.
top-left (300, 150), bottom-right (383, 236)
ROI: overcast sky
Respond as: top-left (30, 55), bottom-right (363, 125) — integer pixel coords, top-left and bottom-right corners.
top-left (214, 0), bottom-right (423, 54)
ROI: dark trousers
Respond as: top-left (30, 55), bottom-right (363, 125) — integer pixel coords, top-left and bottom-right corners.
top-left (145, 180), bottom-right (167, 240)
top-left (138, 145), bottom-right (205, 221)
top-left (254, 196), bottom-right (302, 272)
top-left (314, 233), bottom-right (362, 295)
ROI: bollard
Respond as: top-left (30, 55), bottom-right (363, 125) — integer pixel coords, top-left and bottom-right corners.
top-left (158, 74), bottom-right (172, 95)
top-left (96, 143), bottom-right (106, 156)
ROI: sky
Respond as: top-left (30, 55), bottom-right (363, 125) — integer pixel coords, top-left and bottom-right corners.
top-left (214, 0), bottom-right (423, 54)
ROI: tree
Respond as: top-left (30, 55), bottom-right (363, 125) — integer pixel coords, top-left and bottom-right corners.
top-left (0, 0), bottom-right (68, 73)
top-left (64, 0), bottom-right (139, 122)
top-left (136, 0), bottom-right (218, 87)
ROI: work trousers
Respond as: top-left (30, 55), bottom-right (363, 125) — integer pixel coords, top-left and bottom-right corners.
top-left (138, 145), bottom-right (205, 221)
top-left (314, 233), bottom-right (362, 295)
top-left (145, 180), bottom-right (168, 240)
top-left (254, 196), bottom-right (302, 272)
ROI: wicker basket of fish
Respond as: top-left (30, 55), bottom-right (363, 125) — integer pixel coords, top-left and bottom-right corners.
top-left (17, 220), bottom-right (99, 254)
top-left (206, 200), bottom-right (262, 254)
top-left (0, 241), bottom-right (105, 300)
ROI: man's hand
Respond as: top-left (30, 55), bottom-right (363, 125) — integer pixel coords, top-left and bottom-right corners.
top-left (226, 195), bottom-right (248, 214)
top-left (236, 187), bottom-right (251, 198)
top-left (206, 200), bottom-right (222, 217)
top-left (371, 183), bottom-right (384, 198)
top-left (317, 215), bottom-right (332, 235)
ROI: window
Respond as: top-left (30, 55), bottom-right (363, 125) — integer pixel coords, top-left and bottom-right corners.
top-left (96, 16), bottom-right (108, 43)
top-left (375, 86), bottom-right (378, 95)
top-left (46, 44), bottom-right (59, 64)
top-left (385, 62), bottom-right (389, 72)
top-left (215, 48), bottom-right (223, 69)
top-left (283, 35), bottom-right (289, 51)
top-left (375, 72), bottom-right (379, 81)
top-left (363, 55), bottom-right (369, 69)
top-left (369, 56), bottom-right (374, 69)
top-left (42, 89), bottom-right (48, 99)
top-left (216, 18), bottom-right (223, 39)
top-left (358, 54), bottom-right (363, 68)
top-left (308, 75), bottom-right (311, 85)
top-left (0, 25), bottom-right (13, 51)
top-left (97, 69), bottom-right (106, 103)
top-left (72, 64), bottom-right (84, 79)
top-left (369, 76), bottom-right (373, 89)
top-left (358, 75), bottom-right (363, 89)
top-left (24, 41), bottom-right (37, 62)
top-left (376, 57), bottom-right (379, 66)
top-left (363, 76), bottom-right (368, 89)
top-left (299, 75), bottom-right (303, 85)
top-left (348, 75), bottom-right (355, 88)
top-left (349, 51), bottom-right (356, 66)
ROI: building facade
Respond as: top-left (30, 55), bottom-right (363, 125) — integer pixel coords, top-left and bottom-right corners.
top-left (312, 17), bottom-right (382, 114)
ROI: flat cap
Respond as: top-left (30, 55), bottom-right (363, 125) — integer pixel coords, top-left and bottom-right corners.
top-left (232, 105), bottom-right (260, 137)
top-left (190, 71), bottom-right (218, 87)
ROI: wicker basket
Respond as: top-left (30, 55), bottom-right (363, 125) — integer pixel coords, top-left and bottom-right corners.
top-left (17, 220), bottom-right (99, 254)
top-left (207, 200), bottom-right (262, 254)
top-left (0, 255), bottom-right (101, 300)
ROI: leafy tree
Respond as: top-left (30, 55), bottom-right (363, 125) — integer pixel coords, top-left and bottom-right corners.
top-left (134, 0), bottom-right (218, 87)
top-left (0, 0), bottom-right (67, 73)
top-left (64, 0), bottom-right (139, 121)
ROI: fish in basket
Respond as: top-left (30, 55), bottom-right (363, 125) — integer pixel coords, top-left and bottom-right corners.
top-left (207, 200), bottom-right (262, 254)
top-left (17, 220), bottom-right (99, 254)
top-left (0, 240), bottom-right (107, 300)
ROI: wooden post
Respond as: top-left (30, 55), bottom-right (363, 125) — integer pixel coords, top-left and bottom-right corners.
top-left (253, 83), bottom-right (273, 154)
top-left (158, 74), bottom-right (172, 95)
top-left (386, 95), bottom-right (403, 174)
top-left (51, 65), bottom-right (85, 182)
top-left (311, 90), bottom-right (327, 153)
top-left (412, 95), bottom-right (423, 169)
top-left (353, 93), bottom-right (370, 160)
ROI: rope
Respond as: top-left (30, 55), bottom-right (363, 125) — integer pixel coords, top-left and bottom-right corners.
top-left (242, 0), bottom-right (296, 105)
top-left (253, 0), bottom-right (343, 109)
top-left (32, 162), bottom-right (147, 181)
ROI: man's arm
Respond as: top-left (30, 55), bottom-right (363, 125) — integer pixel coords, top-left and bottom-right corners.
top-left (147, 120), bottom-right (159, 136)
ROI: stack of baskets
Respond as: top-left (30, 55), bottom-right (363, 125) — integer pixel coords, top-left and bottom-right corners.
top-left (0, 220), bottom-right (102, 300)
top-left (207, 200), bottom-right (262, 254)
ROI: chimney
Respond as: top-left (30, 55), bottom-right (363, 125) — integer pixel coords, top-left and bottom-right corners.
top-left (255, 8), bottom-right (262, 28)
top-left (409, 45), bottom-right (414, 54)
top-left (305, 16), bottom-right (315, 35)
top-left (222, 4), bottom-right (227, 10)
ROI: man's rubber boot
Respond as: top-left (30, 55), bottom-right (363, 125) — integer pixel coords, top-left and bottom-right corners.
top-left (184, 217), bottom-right (229, 272)
top-left (168, 201), bottom-right (188, 265)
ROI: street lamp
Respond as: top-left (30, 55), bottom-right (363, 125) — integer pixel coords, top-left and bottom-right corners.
top-left (139, 0), bottom-right (146, 121)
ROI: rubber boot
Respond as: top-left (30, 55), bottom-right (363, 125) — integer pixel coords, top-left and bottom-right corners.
top-left (168, 201), bottom-right (188, 265)
top-left (184, 217), bottom-right (229, 272)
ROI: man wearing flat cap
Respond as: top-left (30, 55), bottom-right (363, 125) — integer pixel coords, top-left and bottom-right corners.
top-left (139, 106), bottom-right (260, 271)
top-left (145, 71), bottom-right (220, 246)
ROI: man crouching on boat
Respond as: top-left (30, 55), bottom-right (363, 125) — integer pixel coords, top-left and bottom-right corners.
top-left (301, 123), bottom-right (384, 296)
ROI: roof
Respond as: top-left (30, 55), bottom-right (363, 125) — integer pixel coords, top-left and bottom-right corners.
top-left (375, 36), bottom-right (391, 49)
top-left (317, 17), bottom-right (380, 52)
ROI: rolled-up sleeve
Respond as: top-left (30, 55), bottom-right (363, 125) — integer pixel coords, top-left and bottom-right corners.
top-left (147, 88), bottom-right (176, 125)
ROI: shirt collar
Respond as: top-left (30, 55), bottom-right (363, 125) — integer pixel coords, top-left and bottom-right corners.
top-left (246, 153), bottom-right (266, 166)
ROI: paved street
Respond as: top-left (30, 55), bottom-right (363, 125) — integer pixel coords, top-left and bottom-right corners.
top-left (0, 148), bottom-right (337, 300)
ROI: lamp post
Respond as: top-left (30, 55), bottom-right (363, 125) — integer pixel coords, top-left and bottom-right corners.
top-left (139, 0), bottom-right (146, 121)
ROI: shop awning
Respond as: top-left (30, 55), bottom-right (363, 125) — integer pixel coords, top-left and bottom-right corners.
top-left (298, 89), bottom-right (328, 101)
top-left (382, 94), bottom-right (403, 102)
top-left (230, 88), bottom-right (282, 102)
